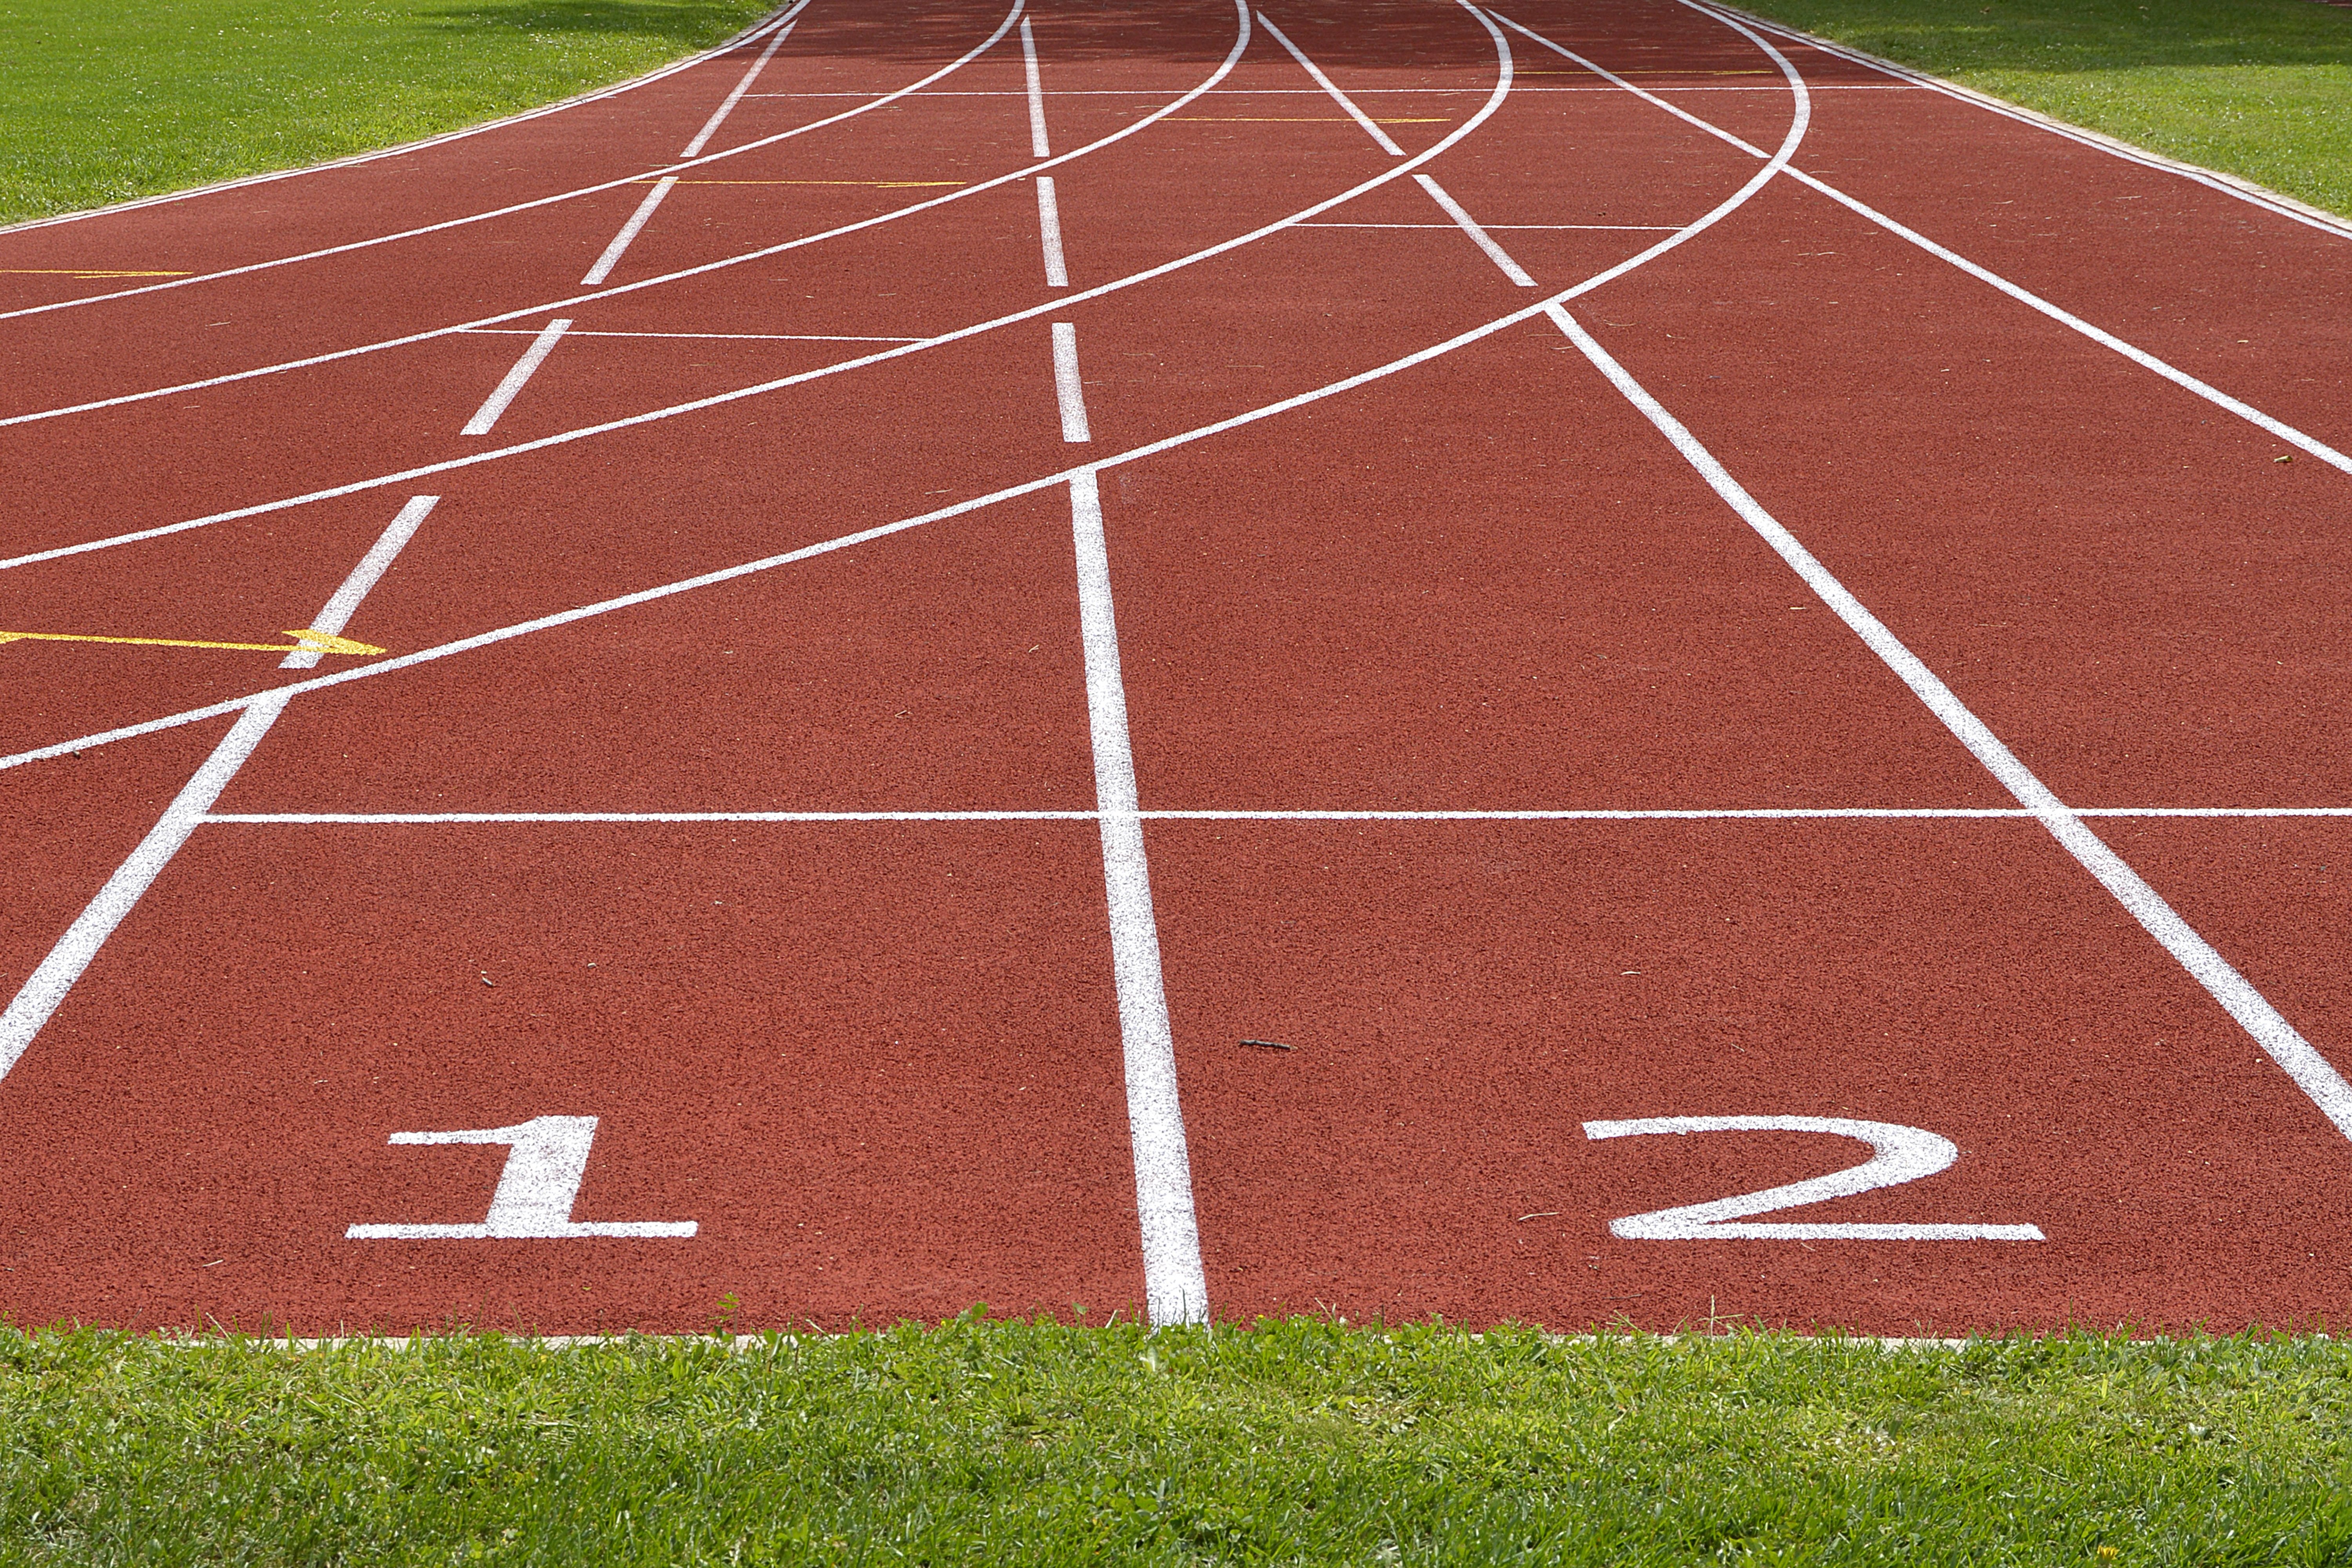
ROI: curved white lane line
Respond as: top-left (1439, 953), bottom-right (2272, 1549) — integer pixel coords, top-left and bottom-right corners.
top-left (1497, 5), bottom-right (2352, 477)
top-left (0, 0), bottom-right (1263, 433)
top-left (0, 3), bottom-right (1809, 772)
top-left (1700, 0), bottom-right (2352, 243)
top-left (0, 0), bottom-right (1003, 329)
top-left (0, 3), bottom-right (805, 243)
top-left (0, 0), bottom-right (1513, 569)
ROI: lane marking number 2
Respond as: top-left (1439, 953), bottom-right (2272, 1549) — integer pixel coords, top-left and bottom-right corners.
top-left (1581, 1116), bottom-right (2044, 1241)
top-left (346, 1116), bottom-right (697, 1240)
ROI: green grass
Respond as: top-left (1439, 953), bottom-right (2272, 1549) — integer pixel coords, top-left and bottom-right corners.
top-left (3, 1319), bottom-right (2351, 1564)
top-left (1734, 0), bottom-right (2352, 219)
top-left (0, 0), bottom-right (777, 227)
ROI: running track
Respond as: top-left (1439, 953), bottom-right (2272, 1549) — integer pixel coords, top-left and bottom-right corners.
top-left (3, 0), bottom-right (2350, 1336)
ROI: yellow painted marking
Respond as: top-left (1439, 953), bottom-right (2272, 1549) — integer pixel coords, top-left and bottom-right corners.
top-left (0, 627), bottom-right (386, 656)
top-left (0, 268), bottom-right (194, 279)
top-left (634, 179), bottom-right (966, 187)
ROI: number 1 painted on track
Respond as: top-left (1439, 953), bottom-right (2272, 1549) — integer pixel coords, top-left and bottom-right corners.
top-left (346, 1115), bottom-right (696, 1240)
top-left (1582, 1115), bottom-right (2044, 1241)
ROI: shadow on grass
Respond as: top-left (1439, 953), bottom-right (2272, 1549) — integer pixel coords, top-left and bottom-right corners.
top-left (417, 0), bottom-right (783, 45)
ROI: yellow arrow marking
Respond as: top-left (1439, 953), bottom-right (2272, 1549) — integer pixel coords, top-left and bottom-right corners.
top-left (0, 627), bottom-right (386, 656)
top-left (0, 268), bottom-right (194, 279)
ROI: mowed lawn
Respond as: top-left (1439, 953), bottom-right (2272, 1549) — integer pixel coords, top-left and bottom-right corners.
top-left (4, 1322), bottom-right (2352, 1564)
top-left (0, 0), bottom-right (774, 225)
top-left (1739, 0), bottom-right (2352, 218)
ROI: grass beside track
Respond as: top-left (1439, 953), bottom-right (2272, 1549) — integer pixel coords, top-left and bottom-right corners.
top-left (2, 1321), bottom-right (2350, 1564)
top-left (1736, 0), bottom-right (2352, 220)
top-left (0, 0), bottom-right (777, 227)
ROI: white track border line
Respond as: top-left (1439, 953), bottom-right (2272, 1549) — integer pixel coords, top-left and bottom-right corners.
top-left (0, 0), bottom-right (1230, 435)
top-left (0, 0), bottom-right (993, 328)
top-left (0, 0), bottom-right (1807, 775)
top-left (0, 4), bottom-right (805, 241)
top-left (0, 497), bottom-right (436, 1080)
top-left (1494, 9), bottom-right (2352, 478)
top-left (1696, 0), bottom-right (2352, 243)
top-left (1549, 299), bottom-right (2352, 1143)
top-left (681, 16), bottom-right (800, 159)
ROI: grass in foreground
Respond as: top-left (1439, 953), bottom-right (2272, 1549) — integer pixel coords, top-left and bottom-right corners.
top-left (1735, 0), bottom-right (2352, 219)
top-left (0, 0), bottom-right (775, 226)
top-left (3, 1319), bottom-right (2351, 1564)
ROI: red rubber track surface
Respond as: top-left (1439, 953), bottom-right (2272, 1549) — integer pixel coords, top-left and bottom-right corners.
top-left (3, 0), bottom-right (2350, 1335)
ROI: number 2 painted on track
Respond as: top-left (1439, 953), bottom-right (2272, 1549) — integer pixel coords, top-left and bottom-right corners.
top-left (1581, 1116), bottom-right (2043, 1241)
top-left (346, 1116), bottom-right (696, 1240)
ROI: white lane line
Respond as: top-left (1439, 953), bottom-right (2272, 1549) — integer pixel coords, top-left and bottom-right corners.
top-left (1696, 1), bottom-right (2352, 241)
top-left (201, 806), bottom-right (2352, 825)
top-left (0, 0), bottom-right (808, 244)
top-left (0, 0), bottom-right (991, 328)
top-left (581, 178), bottom-right (676, 286)
top-left (279, 495), bottom-right (437, 669)
top-left (1414, 173), bottom-right (1536, 285)
top-left (0, 498), bottom-right (431, 1082)
top-left (1548, 300), bottom-right (2352, 1143)
top-left (461, 328), bottom-right (923, 342)
top-left (1020, 18), bottom-right (1052, 157)
top-left (1070, 469), bottom-right (1209, 1327)
top-left (1036, 176), bottom-right (1071, 286)
top-left (1256, 12), bottom-right (1405, 154)
top-left (0, 0), bottom-right (1209, 435)
top-left (1052, 322), bottom-right (1092, 441)
top-left (0, 4), bottom-right (1793, 777)
top-left (682, 16), bottom-right (799, 158)
top-left (1494, 10), bottom-right (2352, 478)
top-left (0, 0), bottom-right (1517, 573)
top-left (461, 321), bottom-right (572, 436)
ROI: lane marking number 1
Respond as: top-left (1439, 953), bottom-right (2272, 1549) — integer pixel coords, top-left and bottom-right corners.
top-left (1581, 1116), bottom-right (2044, 1241)
top-left (347, 1116), bottom-right (697, 1240)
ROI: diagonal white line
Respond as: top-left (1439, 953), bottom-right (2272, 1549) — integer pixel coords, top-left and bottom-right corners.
top-left (0, 0), bottom-right (1218, 446)
top-left (279, 494), bottom-right (437, 669)
top-left (0, 498), bottom-right (435, 1081)
top-left (461, 321), bottom-right (571, 436)
top-left (0, 0), bottom-right (1800, 780)
top-left (581, 179), bottom-right (675, 286)
top-left (1414, 172), bottom-right (1536, 284)
top-left (1549, 299), bottom-right (2352, 1144)
top-left (1257, 12), bottom-right (1405, 154)
top-left (1492, 8), bottom-right (2352, 478)
top-left (0, 0), bottom-right (1504, 573)
top-left (682, 16), bottom-right (799, 158)
top-left (1697, 0), bottom-right (2352, 242)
